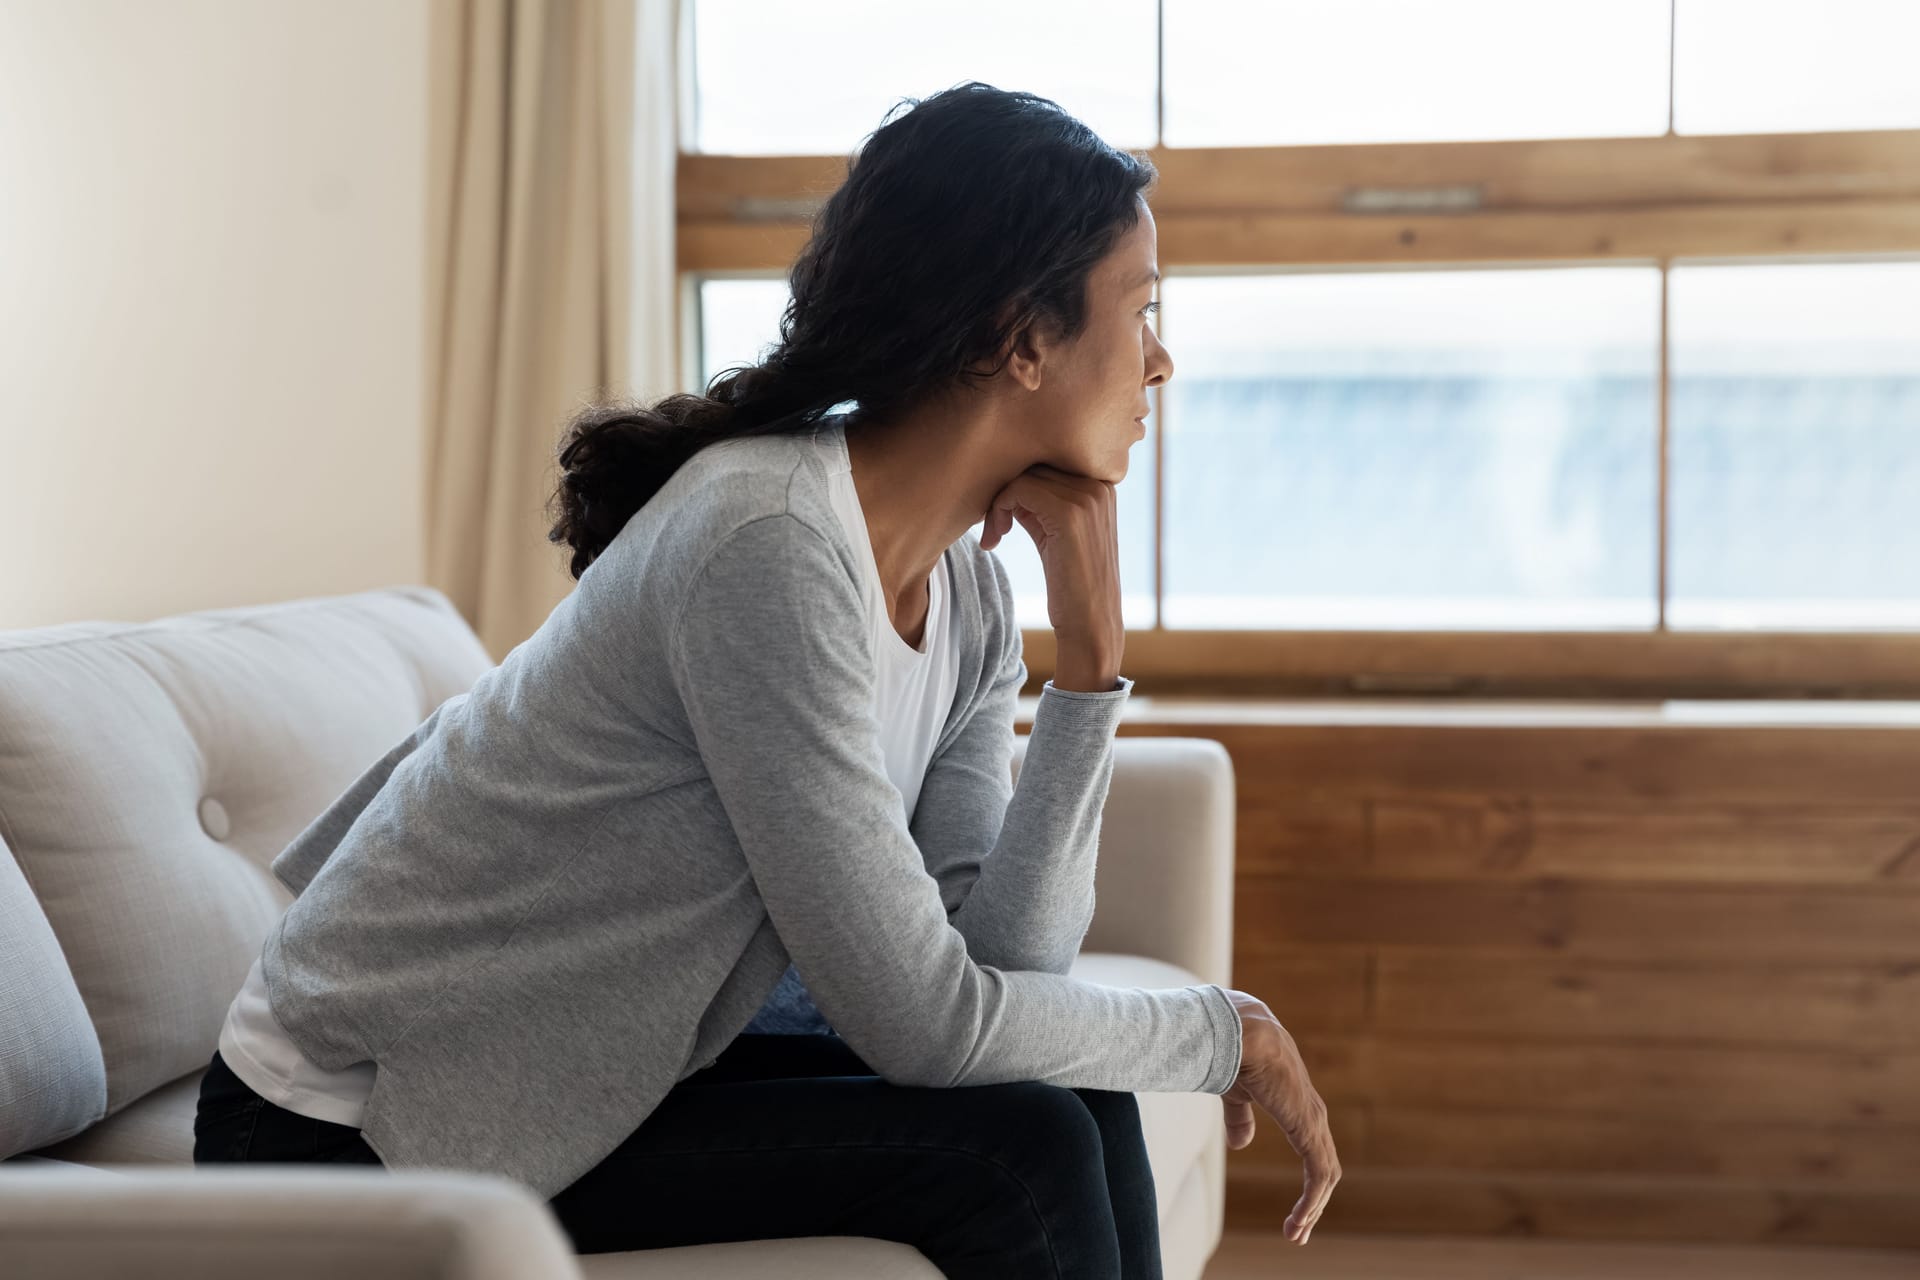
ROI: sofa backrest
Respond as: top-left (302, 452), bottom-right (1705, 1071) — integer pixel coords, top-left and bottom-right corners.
top-left (1012, 734), bottom-right (1236, 990)
top-left (0, 586), bottom-right (492, 1157)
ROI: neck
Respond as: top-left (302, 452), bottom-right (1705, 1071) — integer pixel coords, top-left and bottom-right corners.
top-left (841, 404), bottom-right (1031, 615)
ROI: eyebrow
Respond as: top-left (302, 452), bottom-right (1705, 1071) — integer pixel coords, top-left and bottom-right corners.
top-left (1134, 268), bottom-right (1161, 289)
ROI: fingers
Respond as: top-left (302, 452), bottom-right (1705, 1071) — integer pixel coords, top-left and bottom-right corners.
top-left (979, 504), bottom-right (1014, 550)
top-left (1227, 994), bottom-right (1341, 1245)
top-left (978, 497), bottom-right (1043, 552)
top-left (1264, 1077), bottom-right (1339, 1245)
top-left (1222, 1098), bottom-right (1255, 1150)
top-left (1285, 1137), bottom-right (1341, 1244)
top-left (1284, 1185), bottom-right (1313, 1243)
top-left (986, 467), bottom-right (1097, 530)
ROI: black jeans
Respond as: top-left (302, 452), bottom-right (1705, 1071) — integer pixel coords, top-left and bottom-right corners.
top-left (194, 1035), bottom-right (1164, 1279)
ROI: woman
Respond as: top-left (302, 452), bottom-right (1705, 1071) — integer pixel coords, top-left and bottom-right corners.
top-left (194, 81), bottom-right (1338, 1275)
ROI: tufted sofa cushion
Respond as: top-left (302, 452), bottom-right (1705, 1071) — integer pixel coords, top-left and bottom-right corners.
top-left (0, 586), bottom-right (493, 1147)
top-left (0, 831), bottom-right (108, 1154)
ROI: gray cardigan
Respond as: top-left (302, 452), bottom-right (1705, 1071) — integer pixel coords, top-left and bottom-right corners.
top-left (261, 413), bottom-right (1245, 1200)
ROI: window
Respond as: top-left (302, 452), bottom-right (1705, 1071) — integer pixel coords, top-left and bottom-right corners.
top-left (690, 0), bottom-right (1156, 155)
top-left (1159, 267), bottom-right (1660, 629)
top-left (1164, 0), bottom-right (1671, 147)
top-left (1668, 260), bottom-right (1920, 627)
top-left (679, 1), bottom-right (1920, 693)
top-left (697, 277), bottom-right (790, 379)
top-left (1673, 0), bottom-right (1920, 135)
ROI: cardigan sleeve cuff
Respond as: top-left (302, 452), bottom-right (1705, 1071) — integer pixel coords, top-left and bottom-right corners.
top-left (1032, 674), bottom-right (1134, 728)
top-left (1197, 983), bottom-right (1245, 1095)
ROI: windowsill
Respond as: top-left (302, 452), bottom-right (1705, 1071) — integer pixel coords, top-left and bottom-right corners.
top-left (1014, 694), bottom-right (1920, 729)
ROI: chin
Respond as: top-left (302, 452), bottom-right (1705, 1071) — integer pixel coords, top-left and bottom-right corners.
top-left (1068, 438), bottom-right (1132, 483)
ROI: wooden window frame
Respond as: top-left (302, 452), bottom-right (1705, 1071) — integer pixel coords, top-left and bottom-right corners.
top-left (676, 129), bottom-right (1920, 699)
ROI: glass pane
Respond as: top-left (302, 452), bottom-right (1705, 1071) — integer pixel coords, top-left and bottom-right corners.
top-left (1668, 261), bottom-right (1920, 629)
top-left (696, 278), bottom-right (1157, 629)
top-left (698, 277), bottom-right (791, 386)
top-left (692, 0), bottom-right (1156, 155)
top-left (1160, 267), bottom-right (1661, 629)
top-left (1165, 0), bottom-right (1670, 147)
top-left (1674, 0), bottom-right (1920, 134)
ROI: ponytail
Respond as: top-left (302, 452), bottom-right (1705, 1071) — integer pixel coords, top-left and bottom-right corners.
top-left (545, 356), bottom-right (841, 580)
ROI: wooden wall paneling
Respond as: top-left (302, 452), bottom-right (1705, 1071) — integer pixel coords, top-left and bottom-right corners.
top-left (1238, 792), bottom-right (1920, 884)
top-left (1236, 877), bottom-right (1920, 963)
top-left (1365, 952), bottom-right (1920, 1048)
top-left (1186, 722), bottom-right (1920, 806)
top-left (1107, 714), bottom-right (1920, 1247)
top-left (1228, 1166), bottom-right (1920, 1250)
top-left (1361, 1108), bottom-right (1920, 1184)
top-left (1235, 948), bottom-right (1920, 1049)
top-left (1282, 1034), bottom-right (1919, 1127)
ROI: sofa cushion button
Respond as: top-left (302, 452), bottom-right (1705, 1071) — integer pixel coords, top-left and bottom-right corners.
top-left (198, 796), bottom-right (231, 841)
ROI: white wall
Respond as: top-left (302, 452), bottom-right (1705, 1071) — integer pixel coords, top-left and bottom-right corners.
top-left (0, 0), bottom-right (430, 628)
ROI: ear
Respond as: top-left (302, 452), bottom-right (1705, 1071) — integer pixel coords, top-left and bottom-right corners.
top-left (986, 299), bottom-right (1046, 394)
top-left (1001, 323), bottom-right (1045, 394)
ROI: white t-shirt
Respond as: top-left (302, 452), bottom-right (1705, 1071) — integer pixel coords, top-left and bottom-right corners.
top-left (818, 417), bottom-right (962, 827)
top-left (218, 418), bottom-right (961, 1125)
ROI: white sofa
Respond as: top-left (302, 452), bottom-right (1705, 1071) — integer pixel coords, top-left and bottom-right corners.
top-left (0, 584), bottom-right (1238, 1278)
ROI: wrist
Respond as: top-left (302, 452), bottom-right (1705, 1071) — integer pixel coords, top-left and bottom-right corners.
top-left (1051, 640), bottom-right (1123, 693)
top-left (1049, 661), bottom-right (1121, 693)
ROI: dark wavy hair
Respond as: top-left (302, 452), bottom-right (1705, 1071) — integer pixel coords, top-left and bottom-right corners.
top-left (545, 80), bottom-right (1158, 580)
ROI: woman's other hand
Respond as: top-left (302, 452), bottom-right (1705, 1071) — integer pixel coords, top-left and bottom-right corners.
top-left (1219, 989), bottom-right (1342, 1245)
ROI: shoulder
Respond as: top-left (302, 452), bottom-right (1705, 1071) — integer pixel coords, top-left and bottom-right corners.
top-left (680, 426), bottom-right (832, 527)
top-left (608, 424), bottom-right (847, 574)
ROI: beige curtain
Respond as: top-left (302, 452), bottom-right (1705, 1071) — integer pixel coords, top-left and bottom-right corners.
top-left (424, 0), bottom-right (683, 662)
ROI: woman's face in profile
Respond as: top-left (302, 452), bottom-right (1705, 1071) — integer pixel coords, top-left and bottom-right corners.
top-left (1023, 201), bottom-right (1173, 486)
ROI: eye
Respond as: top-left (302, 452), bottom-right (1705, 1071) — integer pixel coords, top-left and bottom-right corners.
top-left (1141, 301), bottom-right (1161, 317)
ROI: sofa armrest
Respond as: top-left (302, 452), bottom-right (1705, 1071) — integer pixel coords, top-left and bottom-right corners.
top-left (0, 1166), bottom-right (584, 1280)
top-left (1034, 735), bottom-right (1237, 988)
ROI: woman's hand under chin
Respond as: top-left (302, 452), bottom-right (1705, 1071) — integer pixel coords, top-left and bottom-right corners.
top-left (980, 463), bottom-right (1124, 691)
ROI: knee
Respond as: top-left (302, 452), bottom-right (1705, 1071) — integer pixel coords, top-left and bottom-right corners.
top-left (1071, 1086), bottom-right (1138, 1120)
top-left (991, 1082), bottom-right (1106, 1172)
top-left (1070, 1086), bottom-right (1142, 1137)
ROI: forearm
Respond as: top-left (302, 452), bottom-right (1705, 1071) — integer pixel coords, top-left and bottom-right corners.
top-left (944, 677), bottom-right (1132, 973)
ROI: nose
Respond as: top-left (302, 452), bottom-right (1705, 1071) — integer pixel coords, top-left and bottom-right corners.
top-left (1145, 328), bottom-right (1173, 387)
